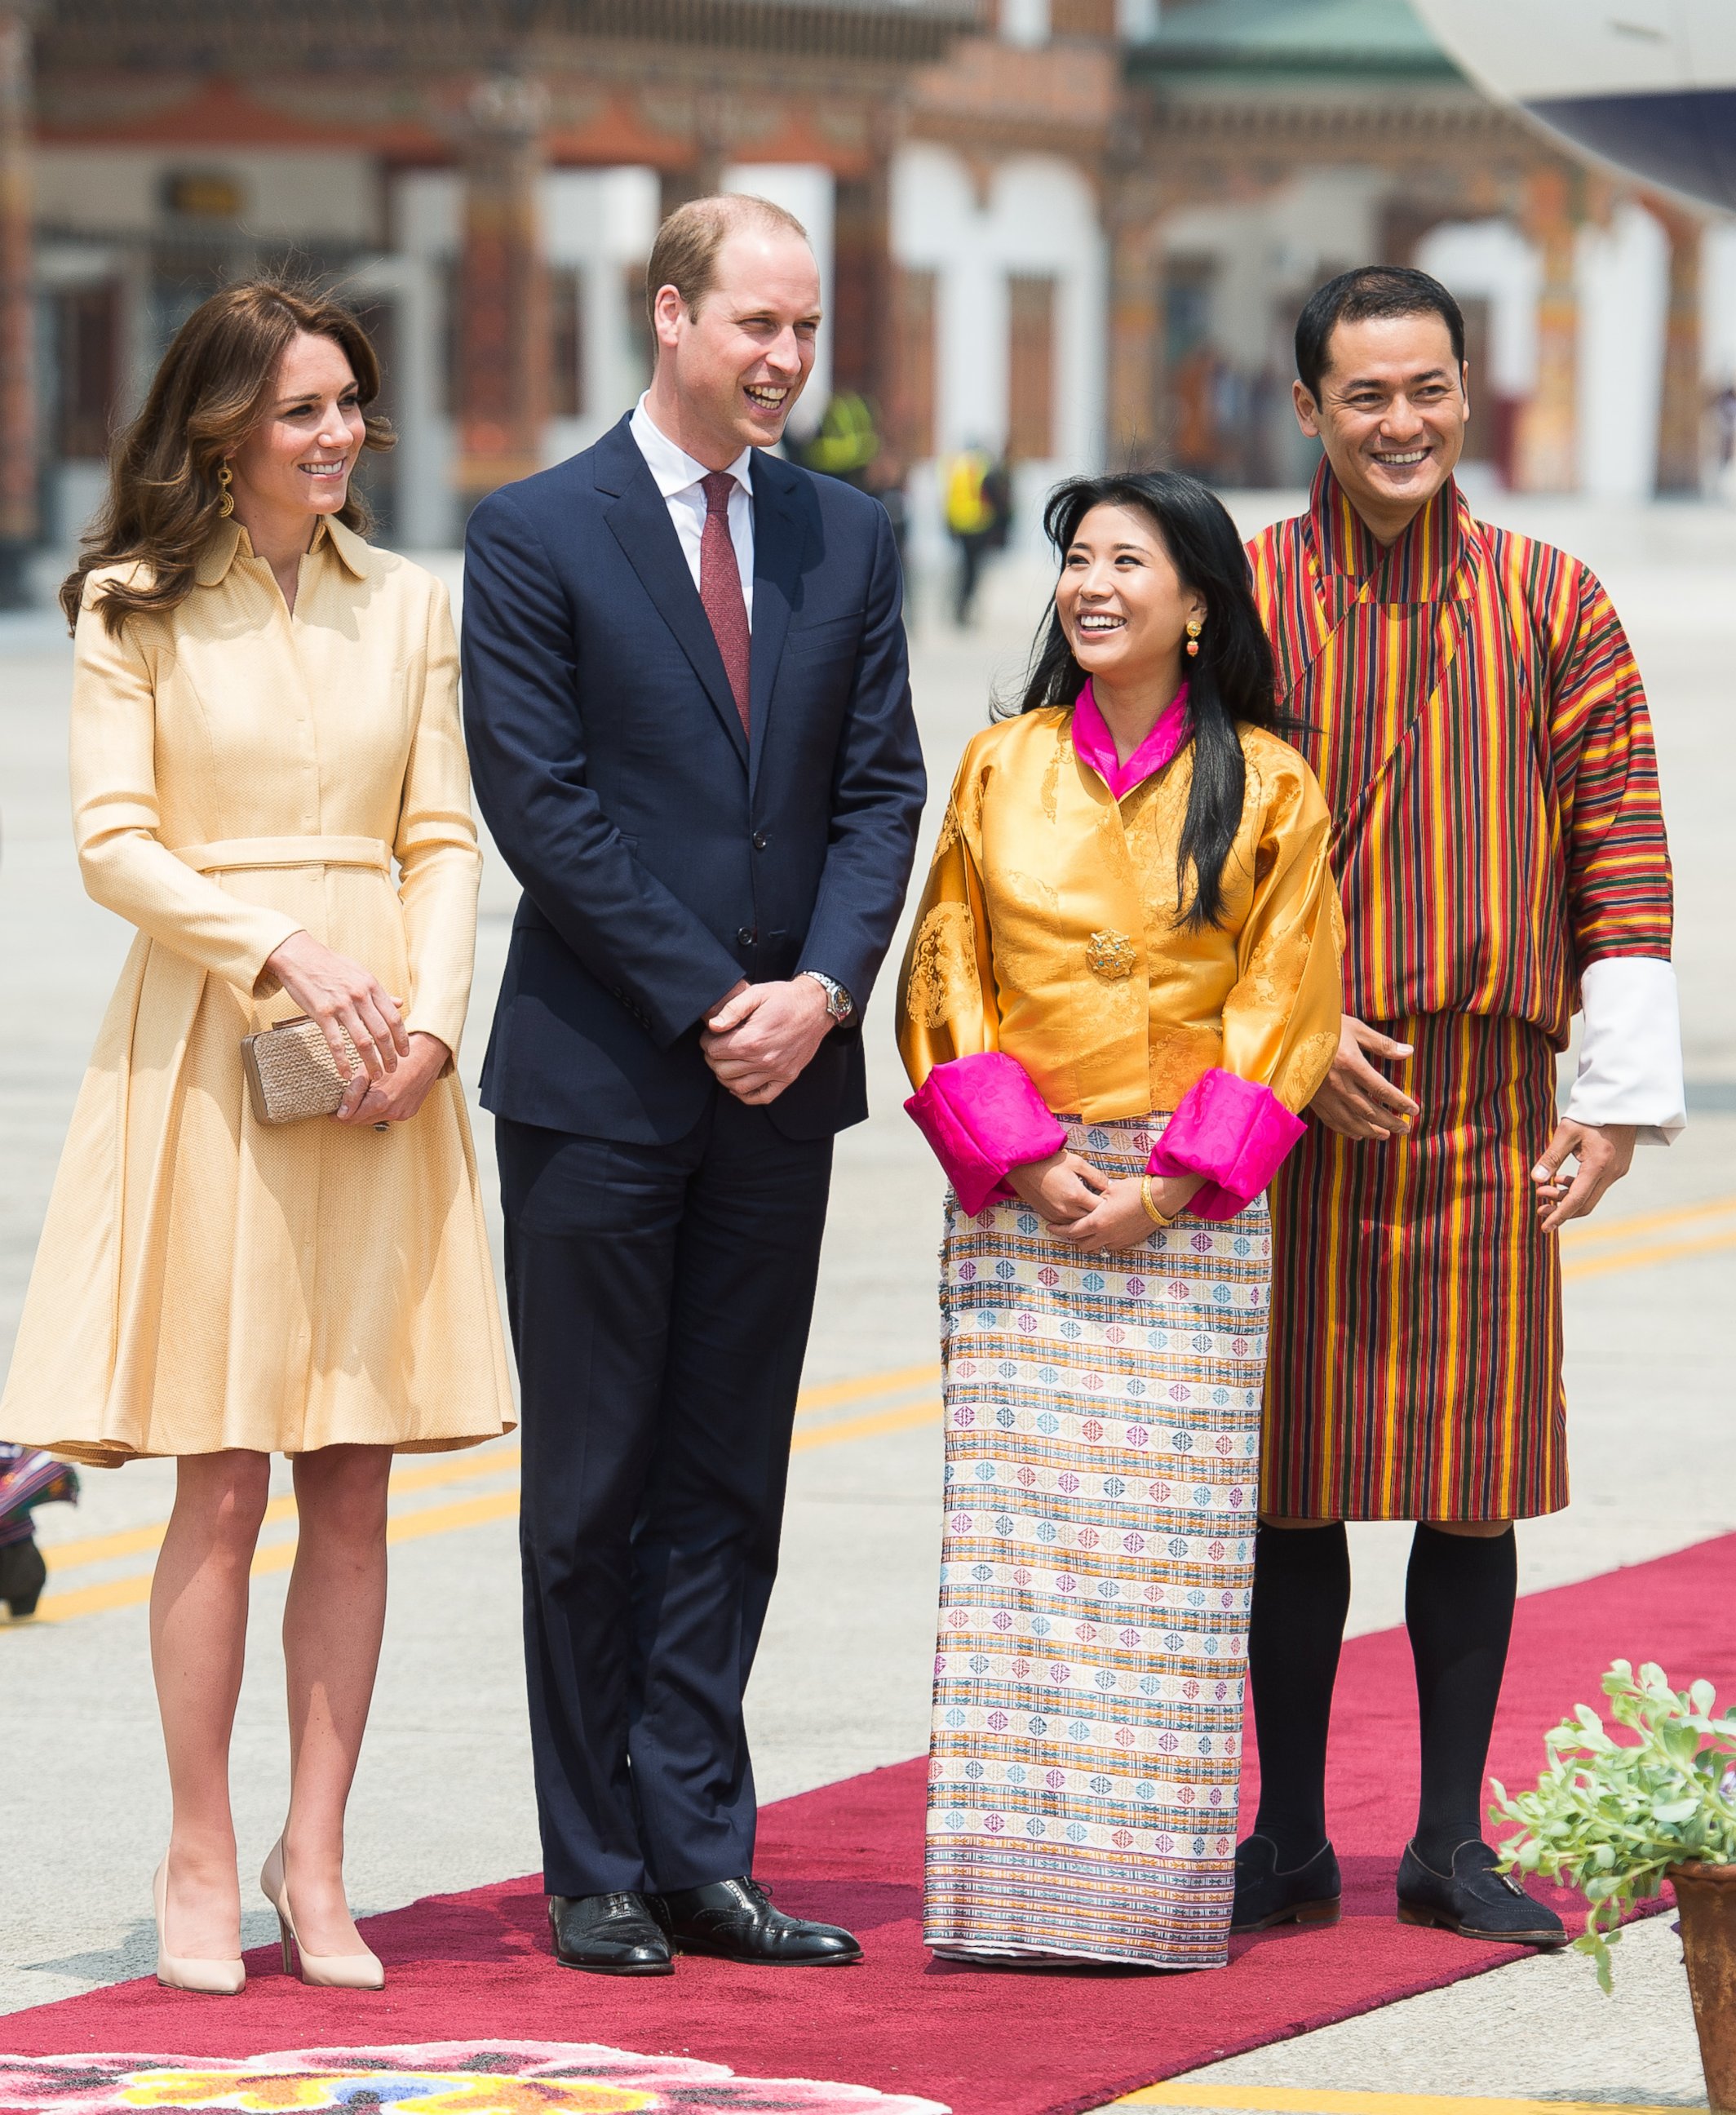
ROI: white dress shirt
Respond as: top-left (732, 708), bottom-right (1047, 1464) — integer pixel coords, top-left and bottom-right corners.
top-left (629, 394), bottom-right (755, 624)
top-left (1563, 955), bottom-right (1687, 1142)
top-left (624, 396), bottom-right (851, 1019)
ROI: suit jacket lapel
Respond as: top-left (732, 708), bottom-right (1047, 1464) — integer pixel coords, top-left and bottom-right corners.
top-left (747, 453), bottom-right (802, 796)
top-left (596, 418), bottom-right (749, 769)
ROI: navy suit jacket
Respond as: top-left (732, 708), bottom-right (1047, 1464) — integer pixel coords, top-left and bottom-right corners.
top-left (461, 415), bottom-right (927, 1144)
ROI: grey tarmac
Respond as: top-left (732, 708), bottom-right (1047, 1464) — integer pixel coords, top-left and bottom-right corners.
top-left (1, 494), bottom-right (1731, 2115)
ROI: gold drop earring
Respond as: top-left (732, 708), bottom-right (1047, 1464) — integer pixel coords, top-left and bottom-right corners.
top-left (1185, 617), bottom-right (1202, 658)
top-left (217, 462), bottom-right (235, 518)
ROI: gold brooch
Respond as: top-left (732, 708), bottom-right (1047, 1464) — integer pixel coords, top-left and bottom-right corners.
top-left (1086, 929), bottom-right (1136, 980)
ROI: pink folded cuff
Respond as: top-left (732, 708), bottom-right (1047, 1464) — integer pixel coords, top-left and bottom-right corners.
top-left (1145, 1068), bottom-right (1304, 1221)
top-left (906, 1053), bottom-right (1067, 1216)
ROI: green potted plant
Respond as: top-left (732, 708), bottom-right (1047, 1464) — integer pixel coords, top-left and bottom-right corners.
top-left (1492, 1660), bottom-right (1736, 2113)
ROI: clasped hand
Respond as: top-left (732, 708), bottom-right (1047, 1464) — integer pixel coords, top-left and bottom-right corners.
top-left (1006, 1151), bottom-right (1202, 1254)
top-left (701, 978), bottom-right (833, 1106)
top-left (263, 930), bottom-right (450, 1125)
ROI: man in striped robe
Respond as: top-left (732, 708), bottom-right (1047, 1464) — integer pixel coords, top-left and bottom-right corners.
top-left (1234, 266), bottom-right (1684, 1948)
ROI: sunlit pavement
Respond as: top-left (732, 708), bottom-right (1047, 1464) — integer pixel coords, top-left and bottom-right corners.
top-left (2, 498), bottom-right (1732, 2110)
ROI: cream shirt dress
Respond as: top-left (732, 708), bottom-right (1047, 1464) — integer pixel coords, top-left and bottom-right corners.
top-left (0, 517), bottom-right (515, 1465)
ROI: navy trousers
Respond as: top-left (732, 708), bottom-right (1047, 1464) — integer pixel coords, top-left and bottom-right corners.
top-left (497, 1088), bottom-right (834, 1898)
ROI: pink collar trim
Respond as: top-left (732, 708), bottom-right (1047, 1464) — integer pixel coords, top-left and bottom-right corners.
top-left (1071, 678), bottom-right (1191, 800)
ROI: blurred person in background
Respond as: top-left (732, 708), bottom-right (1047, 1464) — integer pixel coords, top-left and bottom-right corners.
top-left (462, 195), bottom-right (924, 1979)
top-left (0, 1446), bottom-right (79, 1619)
top-left (0, 279), bottom-right (513, 1995)
top-left (944, 444), bottom-right (1012, 626)
top-left (897, 469), bottom-right (1342, 1967)
top-left (801, 391), bottom-right (908, 574)
top-left (1237, 265), bottom-right (1682, 1950)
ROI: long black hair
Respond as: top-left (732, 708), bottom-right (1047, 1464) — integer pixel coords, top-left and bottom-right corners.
top-left (1010, 470), bottom-right (1279, 929)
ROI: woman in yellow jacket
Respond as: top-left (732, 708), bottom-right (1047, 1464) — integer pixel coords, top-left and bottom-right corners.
top-left (0, 282), bottom-right (512, 1992)
top-left (897, 470), bottom-right (1342, 1969)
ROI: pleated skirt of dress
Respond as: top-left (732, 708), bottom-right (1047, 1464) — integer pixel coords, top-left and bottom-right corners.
top-left (0, 859), bottom-right (515, 1466)
top-left (924, 1113), bottom-right (1269, 1970)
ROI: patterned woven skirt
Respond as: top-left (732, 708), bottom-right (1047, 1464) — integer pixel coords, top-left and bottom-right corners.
top-left (925, 1114), bottom-right (1269, 1970)
top-left (1264, 1011), bottom-right (1566, 1523)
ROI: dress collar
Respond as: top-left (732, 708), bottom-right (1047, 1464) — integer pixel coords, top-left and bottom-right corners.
top-left (1307, 457), bottom-right (1467, 603)
top-left (195, 514), bottom-right (370, 588)
top-left (1071, 677), bottom-right (1191, 801)
top-left (631, 393), bottom-right (754, 501)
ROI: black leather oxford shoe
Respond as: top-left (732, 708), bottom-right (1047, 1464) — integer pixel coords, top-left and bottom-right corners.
top-left (651, 1876), bottom-right (862, 1966)
top-left (1230, 1834), bottom-right (1343, 1935)
top-left (1396, 1839), bottom-right (1569, 1947)
top-left (547, 1891), bottom-right (675, 1975)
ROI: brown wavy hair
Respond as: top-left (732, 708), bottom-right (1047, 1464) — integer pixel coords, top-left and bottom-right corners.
top-left (63, 277), bottom-right (395, 635)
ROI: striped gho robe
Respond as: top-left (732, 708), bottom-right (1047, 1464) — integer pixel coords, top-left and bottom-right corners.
top-left (1247, 465), bottom-right (1672, 1520)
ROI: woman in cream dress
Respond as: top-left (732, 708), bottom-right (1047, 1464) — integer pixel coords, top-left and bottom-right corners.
top-left (0, 281), bottom-right (512, 1993)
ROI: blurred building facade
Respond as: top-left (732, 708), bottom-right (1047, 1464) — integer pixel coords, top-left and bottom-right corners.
top-left (1, 0), bottom-right (1733, 596)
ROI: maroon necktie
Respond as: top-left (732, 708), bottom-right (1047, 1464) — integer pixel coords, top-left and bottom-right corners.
top-left (698, 470), bottom-right (751, 738)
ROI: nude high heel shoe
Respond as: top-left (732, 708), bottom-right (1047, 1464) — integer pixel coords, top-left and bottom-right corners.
top-left (259, 1838), bottom-right (383, 1990)
top-left (153, 1856), bottom-right (245, 1995)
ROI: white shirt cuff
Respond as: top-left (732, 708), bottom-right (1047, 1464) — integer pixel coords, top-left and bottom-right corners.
top-left (1564, 955), bottom-right (1685, 1142)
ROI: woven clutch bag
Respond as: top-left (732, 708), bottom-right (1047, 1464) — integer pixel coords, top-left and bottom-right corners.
top-left (241, 1016), bottom-right (360, 1126)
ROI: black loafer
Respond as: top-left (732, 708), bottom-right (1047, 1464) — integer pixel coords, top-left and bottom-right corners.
top-left (547, 1891), bottom-right (674, 1975)
top-left (651, 1875), bottom-right (861, 1966)
top-left (1230, 1834), bottom-right (1343, 1934)
top-left (1396, 1839), bottom-right (1569, 1948)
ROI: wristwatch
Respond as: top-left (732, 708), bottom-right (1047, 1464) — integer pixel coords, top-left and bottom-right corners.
top-left (800, 970), bottom-right (854, 1024)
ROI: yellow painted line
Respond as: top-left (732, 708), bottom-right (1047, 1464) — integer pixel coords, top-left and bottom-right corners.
top-left (32, 1365), bottom-right (938, 1585)
top-left (16, 1370), bottom-right (941, 1625)
top-left (790, 1398), bottom-right (940, 1453)
top-left (384, 1488), bottom-right (518, 1546)
top-left (1563, 1224), bottom-right (1736, 1283)
top-left (31, 1492), bottom-right (529, 1623)
top-left (1561, 1190), bottom-right (1736, 1248)
top-left (43, 1488), bottom-right (303, 1574)
top-left (40, 1443), bottom-right (522, 1576)
top-left (796, 1362), bottom-right (941, 1413)
top-left (33, 1529), bottom-right (302, 1623)
top-left (1112, 2088), bottom-right (1701, 2115)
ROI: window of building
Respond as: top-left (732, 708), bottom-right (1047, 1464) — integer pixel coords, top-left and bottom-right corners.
top-left (892, 268), bottom-right (937, 461)
top-left (55, 282), bottom-right (122, 461)
top-left (1051, 0), bottom-right (1117, 33)
top-left (1007, 273), bottom-right (1057, 461)
top-left (550, 266), bottom-right (584, 419)
top-left (345, 295), bottom-right (399, 539)
top-left (622, 264), bottom-right (655, 399)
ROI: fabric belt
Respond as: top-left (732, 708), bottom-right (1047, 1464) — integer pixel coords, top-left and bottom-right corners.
top-left (173, 836), bottom-right (391, 874)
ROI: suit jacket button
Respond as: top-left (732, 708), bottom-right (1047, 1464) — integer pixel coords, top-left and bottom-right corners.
top-left (752, 831), bottom-right (768, 851)
top-left (737, 927), bottom-right (756, 946)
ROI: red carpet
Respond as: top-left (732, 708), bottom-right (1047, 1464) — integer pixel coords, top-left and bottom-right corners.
top-left (8, 1532), bottom-right (1733, 2115)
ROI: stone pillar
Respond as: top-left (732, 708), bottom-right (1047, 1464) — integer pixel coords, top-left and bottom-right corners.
top-left (1512, 165), bottom-right (1579, 494)
top-left (660, 149), bottom-right (725, 225)
top-left (0, 5), bottom-right (37, 607)
top-left (454, 74), bottom-right (549, 518)
top-left (1105, 177), bottom-right (1162, 470)
top-left (1654, 197), bottom-right (1705, 495)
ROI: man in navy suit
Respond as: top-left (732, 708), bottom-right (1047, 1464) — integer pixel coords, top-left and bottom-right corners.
top-left (461, 195), bottom-right (925, 1975)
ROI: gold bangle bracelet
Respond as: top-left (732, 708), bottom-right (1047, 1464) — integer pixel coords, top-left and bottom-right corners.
top-left (1140, 1174), bottom-right (1176, 1229)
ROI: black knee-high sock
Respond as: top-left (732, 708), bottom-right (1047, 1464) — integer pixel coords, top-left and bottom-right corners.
top-left (1406, 1524), bottom-right (1517, 1867)
top-left (1248, 1522), bottom-right (1351, 1862)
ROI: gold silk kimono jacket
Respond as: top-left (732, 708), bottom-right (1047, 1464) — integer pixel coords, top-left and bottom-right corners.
top-left (897, 704), bottom-right (1344, 1133)
top-left (0, 518), bottom-right (515, 1465)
